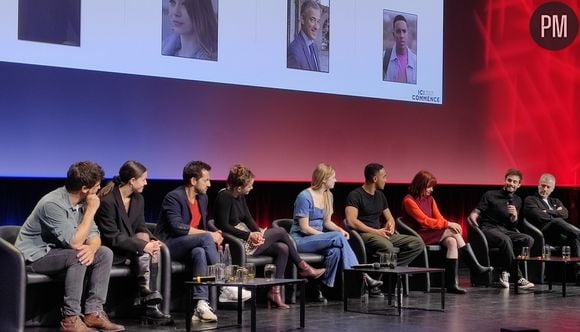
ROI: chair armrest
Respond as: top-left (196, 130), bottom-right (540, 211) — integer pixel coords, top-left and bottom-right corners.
top-left (221, 232), bottom-right (247, 265)
top-left (342, 219), bottom-right (367, 263)
top-left (0, 237), bottom-right (26, 331)
top-left (520, 218), bottom-right (544, 256)
top-left (395, 217), bottom-right (421, 238)
top-left (466, 216), bottom-right (490, 266)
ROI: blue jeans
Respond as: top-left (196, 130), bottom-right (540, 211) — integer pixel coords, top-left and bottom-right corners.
top-left (28, 246), bottom-right (113, 316)
top-left (292, 231), bottom-right (359, 287)
top-left (165, 233), bottom-right (219, 300)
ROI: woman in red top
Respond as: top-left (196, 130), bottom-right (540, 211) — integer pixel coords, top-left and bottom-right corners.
top-left (402, 170), bottom-right (492, 294)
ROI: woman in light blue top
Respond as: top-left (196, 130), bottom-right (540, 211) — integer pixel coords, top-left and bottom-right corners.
top-left (291, 163), bottom-right (359, 288)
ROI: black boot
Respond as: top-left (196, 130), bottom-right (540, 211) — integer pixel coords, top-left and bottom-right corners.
top-left (362, 273), bottom-right (383, 288)
top-left (141, 305), bottom-right (174, 326)
top-left (445, 259), bottom-right (466, 294)
top-left (459, 244), bottom-right (494, 275)
top-left (135, 254), bottom-right (163, 306)
top-left (314, 284), bottom-right (327, 303)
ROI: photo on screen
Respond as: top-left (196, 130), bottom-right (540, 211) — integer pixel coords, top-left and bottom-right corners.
top-left (382, 10), bottom-right (417, 84)
top-left (161, 0), bottom-right (218, 61)
top-left (18, 0), bottom-right (81, 46)
top-left (287, 0), bottom-right (329, 73)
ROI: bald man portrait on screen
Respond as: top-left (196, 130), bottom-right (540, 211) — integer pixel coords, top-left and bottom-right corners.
top-left (287, 0), bottom-right (323, 72)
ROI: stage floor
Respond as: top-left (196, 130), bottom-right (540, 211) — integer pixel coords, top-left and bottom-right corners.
top-left (24, 274), bottom-right (580, 332)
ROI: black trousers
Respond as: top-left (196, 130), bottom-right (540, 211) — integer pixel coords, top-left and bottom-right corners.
top-left (481, 225), bottom-right (534, 279)
top-left (542, 218), bottom-right (580, 256)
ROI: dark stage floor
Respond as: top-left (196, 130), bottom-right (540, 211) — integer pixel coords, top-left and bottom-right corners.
top-left (24, 275), bottom-right (580, 332)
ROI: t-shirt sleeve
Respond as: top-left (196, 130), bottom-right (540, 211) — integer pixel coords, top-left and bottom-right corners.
top-left (345, 190), bottom-right (361, 209)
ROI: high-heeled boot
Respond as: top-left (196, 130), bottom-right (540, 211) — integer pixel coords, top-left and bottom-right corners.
top-left (135, 254), bottom-right (163, 306)
top-left (267, 286), bottom-right (290, 309)
top-left (298, 260), bottom-right (326, 279)
top-left (445, 258), bottom-right (466, 294)
top-left (459, 244), bottom-right (494, 275)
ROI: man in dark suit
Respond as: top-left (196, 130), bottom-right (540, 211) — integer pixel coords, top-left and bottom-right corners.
top-left (523, 173), bottom-right (580, 256)
top-left (155, 161), bottom-right (223, 323)
top-left (287, 0), bottom-right (322, 71)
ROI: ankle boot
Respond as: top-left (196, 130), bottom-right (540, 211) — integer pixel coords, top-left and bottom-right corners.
top-left (445, 258), bottom-right (466, 294)
top-left (267, 286), bottom-right (290, 309)
top-left (141, 305), bottom-right (174, 326)
top-left (362, 273), bottom-right (383, 288)
top-left (135, 254), bottom-right (163, 306)
top-left (314, 284), bottom-right (328, 303)
top-left (298, 260), bottom-right (326, 279)
top-left (460, 244), bottom-right (493, 275)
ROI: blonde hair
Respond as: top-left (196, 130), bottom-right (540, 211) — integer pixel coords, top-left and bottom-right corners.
top-left (310, 163), bottom-right (335, 218)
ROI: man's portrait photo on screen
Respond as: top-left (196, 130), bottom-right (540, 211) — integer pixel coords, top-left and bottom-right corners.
top-left (161, 0), bottom-right (218, 61)
top-left (287, 0), bottom-right (330, 73)
top-left (382, 10), bottom-right (417, 84)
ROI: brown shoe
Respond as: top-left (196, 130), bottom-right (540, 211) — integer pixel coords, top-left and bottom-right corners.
top-left (84, 311), bottom-right (125, 332)
top-left (60, 315), bottom-right (96, 332)
top-left (298, 260), bottom-right (326, 279)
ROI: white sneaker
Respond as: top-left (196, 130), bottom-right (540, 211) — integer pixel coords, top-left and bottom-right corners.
top-left (192, 300), bottom-right (217, 323)
top-left (498, 271), bottom-right (510, 288)
top-left (219, 286), bottom-right (252, 302)
top-left (517, 277), bottom-right (535, 289)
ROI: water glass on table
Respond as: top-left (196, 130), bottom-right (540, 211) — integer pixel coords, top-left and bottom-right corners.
top-left (264, 264), bottom-right (276, 280)
top-left (520, 246), bottom-right (530, 259)
top-left (542, 245), bottom-right (551, 260)
top-left (562, 245), bottom-right (571, 259)
top-left (245, 263), bottom-right (256, 281)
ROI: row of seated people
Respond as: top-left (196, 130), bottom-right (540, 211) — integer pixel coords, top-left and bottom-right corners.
top-left (11, 160), bottom-right (579, 332)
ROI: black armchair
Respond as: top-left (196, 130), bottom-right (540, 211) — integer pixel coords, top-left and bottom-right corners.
top-left (466, 216), bottom-right (496, 286)
top-left (341, 219), bottom-right (368, 264)
top-left (396, 217), bottom-right (446, 292)
top-left (271, 218), bottom-right (326, 266)
top-left (0, 228), bottom-right (25, 332)
top-left (207, 219), bottom-right (274, 267)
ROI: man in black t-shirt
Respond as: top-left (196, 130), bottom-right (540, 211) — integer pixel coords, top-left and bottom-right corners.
top-left (345, 163), bottom-right (424, 268)
top-left (470, 169), bottom-right (534, 289)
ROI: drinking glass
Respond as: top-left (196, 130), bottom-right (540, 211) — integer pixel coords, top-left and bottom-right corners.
top-left (542, 245), bottom-right (551, 260)
top-left (207, 265), bottom-right (218, 278)
top-left (520, 246), bottom-right (530, 259)
top-left (236, 267), bottom-right (248, 283)
top-left (226, 265), bottom-right (239, 282)
top-left (264, 264), bottom-right (276, 281)
top-left (245, 263), bottom-right (256, 281)
top-left (379, 253), bottom-right (392, 267)
top-left (562, 246), bottom-right (571, 259)
top-left (390, 253), bottom-right (398, 269)
top-left (215, 263), bottom-right (225, 282)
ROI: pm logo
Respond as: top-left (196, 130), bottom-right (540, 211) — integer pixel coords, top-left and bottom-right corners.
top-left (530, 2), bottom-right (578, 50)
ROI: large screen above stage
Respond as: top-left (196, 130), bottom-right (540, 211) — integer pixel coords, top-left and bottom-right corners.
top-left (0, 0), bottom-right (443, 104)
top-left (1, 0), bottom-right (579, 186)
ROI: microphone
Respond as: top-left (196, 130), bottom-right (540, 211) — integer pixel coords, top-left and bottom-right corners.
top-left (507, 193), bottom-right (514, 206)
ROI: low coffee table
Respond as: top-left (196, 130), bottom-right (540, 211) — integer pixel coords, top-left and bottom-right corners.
top-left (515, 256), bottom-right (580, 297)
top-left (343, 266), bottom-right (445, 316)
top-left (184, 277), bottom-right (306, 332)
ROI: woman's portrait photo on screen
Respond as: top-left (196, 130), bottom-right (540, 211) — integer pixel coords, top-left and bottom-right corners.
top-left (382, 10), bottom-right (417, 84)
top-left (161, 0), bottom-right (218, 61)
